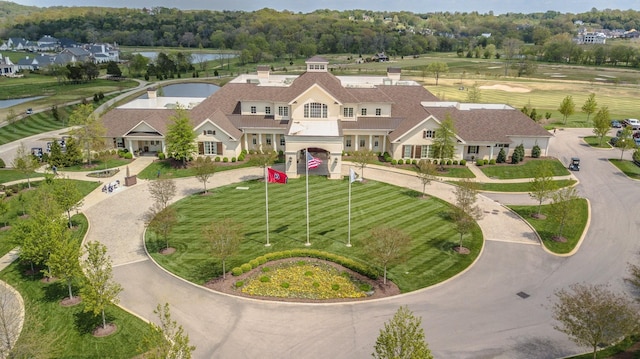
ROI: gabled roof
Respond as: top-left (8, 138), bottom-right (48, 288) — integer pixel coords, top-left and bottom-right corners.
top-left (102, 109), bottom-right (176, 137)
top-left (196, 110), bottom-right (243, 140)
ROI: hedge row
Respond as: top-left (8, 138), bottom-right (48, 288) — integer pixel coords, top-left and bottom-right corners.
top-left (231, 249), bottom-right (378, 279)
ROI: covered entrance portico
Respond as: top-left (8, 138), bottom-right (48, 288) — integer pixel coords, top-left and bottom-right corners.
top-left (284, 138), bottom-right (343, 180)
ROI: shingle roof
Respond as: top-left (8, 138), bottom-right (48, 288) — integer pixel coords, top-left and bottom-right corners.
top-left (101, 109), bottom-right (176, 137)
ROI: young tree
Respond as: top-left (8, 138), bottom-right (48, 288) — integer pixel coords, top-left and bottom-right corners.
top-left (416, 160), bottom-right (437, 198)
top-left (615, 126), bottom-right (636, 160)
top-left (165, 106), bottom-right (197, 166)
top-left (148, 177), bottom-right (177, 210)
top-left (372, 306), bottom-right (433, 359)
top-left (51, 179), bottom-right (84, 228)
top-left (529, 162), bottom-right (557, 217)
top-left (144, 205), bottom-right (178, 251)
top-left (552, 283), bottom-right (639, 359)
top-left (350, 148), bottom-right (376, 181)
top-left (80, 241), bottom-right (123, 331)
top-left (432, 114), bottom-right (456, 168)
top-left (581, 93), bottom-right (597, 123)
top-left (452, 179), bottom-right (482, 252)
top-left (558, 95), bottom-right (575, 125)
top-left (68, 103), bottom-right (106, 166)
top-left (11, 142), bottom-right (40, 189)
top-left (48, 235), bottom-right (82, 301)
top-left (203, 218), bottom-right (243, 279)
top-left (141, 303), bottom-right (196, 359)
top-left (63, 137), bottom-right (83, 166)
top-left (592, 106), bottom-right (611, 146)
top-left (364, 226), bottom-right (411, 284)
top-left (192, 156), bottom-right (217, 194)
top-left (426, 62), bottom-right (448, 86)
top-left (548, 187), bottom-right (580, 240)
top-left (48, 139), bottom-right (64, 168)
top-left (465, 82), bottom-right (481, 103)
top-left (496, 148), bottom-right (507, 163)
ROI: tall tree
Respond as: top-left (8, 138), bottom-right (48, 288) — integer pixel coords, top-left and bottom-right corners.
top-left (552, 283), bottom-right (639, 359)
top-left (148, 177), bottom-right (177, 210)
top-left (416, 160), bottom-right (437, 199)
top-left (364, 226), bottom-right (411, 285)
top-left (51, 179), bottom-right (84, 228)
top-left (68, 103), bottom-right (106, 166)
top-left (581, 93), bottom-right (597, 123)
top-left (11, 142), bottom-right (39, 189)
top-left (529, 162), bottom-right (557, 217)
top-left (615, 126), bottom-right (636, 160)
top-left (165, 106), bottom-right (197, 166)
top-left (558, 95), bottom-right (575, 125)
top-left (372, 306), bottom-right (433, 359)
top-left (548, 187), bottom-right (580, 240)
top-left (129, 54), bottom-right (150, 76)
top-left (502, 38), bottom-right (523, 76)
top-left (432, 114), bottom-right (456, 168)
top-left (465, 82), bottom-right (481, 103)
top-left (48, 235), bottom-right (82, 301)
top-left (591, 106), bottom-right (611, 146)
top-left (141, 303), bottom-right (196, 359)
top-left (203, 218), bottom-right (243, 279)
top-left (192, 156), bottom-right (217, 194)
top-left (426, 62), bottom-right (448, 86)
top-left (81, 241), bottom-right (122, 331)
top-left (350, 148), bottom-right (376, 181)
top-left (452, 178), bottom-right (482, 252)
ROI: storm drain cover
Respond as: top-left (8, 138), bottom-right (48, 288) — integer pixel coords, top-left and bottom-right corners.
top-left (516, 291), bottom-right (530, 299)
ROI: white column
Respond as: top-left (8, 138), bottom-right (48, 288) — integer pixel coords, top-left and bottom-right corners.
top-left (382, 135), bottom-right (386, 154)
top-left (273, 134), bottom-right (277, 152)
top-left (244, 133), bottom-right (248, 152)
top-left (127, 139), bottom-right (134, 156)
top-left (369, 135), bottom-right (373, 150)
top-left (355, 135), bottom-right (359, 151)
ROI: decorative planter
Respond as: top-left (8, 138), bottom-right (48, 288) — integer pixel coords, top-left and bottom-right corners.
top-left (124, 175), bottom-right (137, 186)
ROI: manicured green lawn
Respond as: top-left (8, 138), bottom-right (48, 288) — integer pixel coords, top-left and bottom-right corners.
top-left (137, 158), bottom-right (255, 179)
top-left (583, 135), bottom-right (613, 148)
top-left (62, 158), bottom-right (132, 172)
top-left (0, 169), bottom-right (34, 184)
top-left (479, 158), bottom-right (570, 179)
top-left (0, 214), bottom-right (151, 358)
top-left (509, 199), bottom-right (589, 254)
top-left (609, 159), bottom-right (640, 180)
top-left (394, 164), bottom-right (475, 178)
top-left (448, 179), bottom-right (577, 192)
top-left (147, 176), bottom-right (483, 293)
top-left (0, 179), bottom-right (101, 257)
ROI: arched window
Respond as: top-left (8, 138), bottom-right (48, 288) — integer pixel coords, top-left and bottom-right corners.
top-left (304, 103), bottom-right (328, 118)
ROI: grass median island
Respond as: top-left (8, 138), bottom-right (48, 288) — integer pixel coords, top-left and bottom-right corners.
top-left (509, 199), bottom-right (589, 254)
top-left (609, 159), bottom-right (640, 180)
top-left (146, 176), bottom-right (482, 294)
top-left (479, 158), bottom-right (570, 179)
top-left (448, 179), bottom-right (577, 192)
top-left (0, 214), bottom-right (151, 358)
top-left (583, 135), bottom-right (613, 148)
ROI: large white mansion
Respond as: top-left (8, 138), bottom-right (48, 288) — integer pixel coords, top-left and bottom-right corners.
top-left (101, 56), bottom-right (551, 179)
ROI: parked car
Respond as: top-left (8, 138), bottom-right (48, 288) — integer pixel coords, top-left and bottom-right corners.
top-left (624, 118), bottom-right (640, 130)
top-left (611, 120), bottom-right (622, 128)
top-left (610, 137), bottom-right (619, 146)
top-left (25, 108), bottom-right (33, 115)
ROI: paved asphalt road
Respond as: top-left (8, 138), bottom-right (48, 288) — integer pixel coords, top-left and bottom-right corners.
top-left (84, 127), bottom-right (638, 359)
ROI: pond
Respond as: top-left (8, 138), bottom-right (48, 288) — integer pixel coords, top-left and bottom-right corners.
top-left (133, 52), bottom-right (236, 64)
top-left (138, 83), bottom-right (220, 99)
top-left (0, 96), bottom-right (46, 109)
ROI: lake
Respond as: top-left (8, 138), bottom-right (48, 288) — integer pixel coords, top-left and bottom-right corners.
top-left (133, 52), bottom-right (236, 64)
top-left (0, 96), bottom-right (46, 109)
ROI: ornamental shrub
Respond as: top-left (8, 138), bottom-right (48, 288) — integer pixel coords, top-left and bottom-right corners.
top-left (231, 267), bottom-right (244, 276)
top-left (257, 256), bottom-right (267, 265)
top-left (391, 159), bottom-right (397, 165)
top-left (235, 281), bottom-right (244, 288)
top-left (497, 148), bottom-right (507, 163)
top-left (259, 276), bottom-right (270, 283)
top-left (215, 156), bottom-right (221, 162)
top-left (124, 152), bottom-right (133, 159)
top-left (460, 159), bottom-right (467, 165)
top-left (483, 159), bottom-right (489, 165)
top-left (453, 160), bottom-right (458, 165)
top-left (223, 157), bottom-right (229, 163)
top-left (157, 152), bottom-right (166, 160)
top-left (489, 159), bottom-right (496, 165)
top-left (331, 284), bottom-right (340, 291)
top-left (397, 159), bottom-right (404, 165)
top-left (476, 159), bottom-right (484, 166)
top-left (240, 263), bottom-right (252, 272)
top-left (440, 159), bottom-right (446, 165)
top-left (238, 154), bottom-right (245, 161)
top-left (231, 157), bottom-right (237, 162)
top-left (249, 259), bottom-right (260, 268)
top-left (412, 159), bottom-right (417, 165)
top-left (531, 144), bottom-right (541, 158)
top-left (446, 160), bottom-right (452, 165)
top-left (281, 282), bottom-right (290, 289)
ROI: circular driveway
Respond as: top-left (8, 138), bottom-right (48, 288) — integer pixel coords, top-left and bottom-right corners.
top-left (84, 128), bottom-right (639, 359)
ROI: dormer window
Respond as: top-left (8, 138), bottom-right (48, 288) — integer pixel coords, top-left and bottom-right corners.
top-left (304, 102), bottom-right (328, 118)
top-left (203, 130), bottom-right (216, 136)
top-left (423, 130), bottom-right (435, 138)
top-left (250, 106), bottom-right (257, 114)
top-left (375, 108), bottom-right (382, 116)
top-left (361, 108), bottom-right (367, 116)
top-left (265, 106), bottom-right (271, 115)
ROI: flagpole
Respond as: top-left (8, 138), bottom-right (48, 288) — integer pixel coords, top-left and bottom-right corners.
top-left (305, 148), bottom-right (311, 246)
top-left (347, 167), bottom-right (352, 247)
top-left (264, 166), bottom-right (271, 246)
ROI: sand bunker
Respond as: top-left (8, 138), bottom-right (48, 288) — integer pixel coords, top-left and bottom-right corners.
top-left (478, 84), bottom-right (531, 93)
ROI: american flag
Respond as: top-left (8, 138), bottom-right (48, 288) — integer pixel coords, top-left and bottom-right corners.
top-left (306, 151), bottom-right (322, 169)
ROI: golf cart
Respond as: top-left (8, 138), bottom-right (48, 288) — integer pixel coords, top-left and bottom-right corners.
top-left (568, 157), bottom-right (580, 171)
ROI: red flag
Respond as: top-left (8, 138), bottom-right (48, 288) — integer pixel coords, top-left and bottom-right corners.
top-left (267, 167), bottom-right (288, 184)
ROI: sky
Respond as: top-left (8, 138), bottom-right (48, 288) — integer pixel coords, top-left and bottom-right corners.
top-left (6, 0), bottom-right (636, 14)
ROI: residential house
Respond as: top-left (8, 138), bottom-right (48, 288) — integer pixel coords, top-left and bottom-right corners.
top-left (6, 38), bottom-right (27, 50)
top-left (101, 57), bottom-right (551, 180)
top-left (37, 35), bottom-right (59, 51)
top-left (0, 55), bottom-right (17, 76)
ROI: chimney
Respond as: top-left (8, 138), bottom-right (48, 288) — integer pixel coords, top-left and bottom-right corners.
top-left (257, 65), bottom-right (270, 79)
top-left (147, 87), bottom-right (157, 99)
top-left (387, 67), bottom-right (401, 82)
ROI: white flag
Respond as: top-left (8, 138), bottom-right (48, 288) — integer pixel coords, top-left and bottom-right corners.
top-left (349, 168), bottom-right (359, 183)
